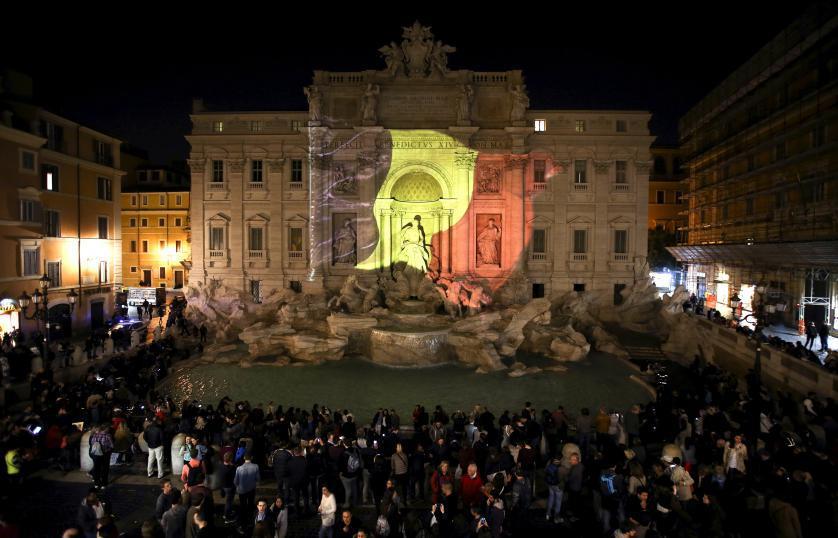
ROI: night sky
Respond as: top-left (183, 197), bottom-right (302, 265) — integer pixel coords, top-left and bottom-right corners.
top-left (1, 3), bottom-right (822, 164)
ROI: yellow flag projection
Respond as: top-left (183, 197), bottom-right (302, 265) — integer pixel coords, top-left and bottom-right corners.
top-left (356, 130), bottom-right (476, 272)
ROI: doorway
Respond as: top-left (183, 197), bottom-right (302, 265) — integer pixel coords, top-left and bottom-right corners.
top-left (174, 270), bottom-right (184, 289)
top-left (532, 283), bottom-right (545, 299)
top-left (142, 269), bottom-right (152, 287)
top-left (48, 304), bottom-right (72, 340)
top-left (91, 301), bottom-right (105, 329)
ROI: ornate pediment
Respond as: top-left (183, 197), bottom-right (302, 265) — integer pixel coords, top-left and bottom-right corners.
top-left (378, 21), bottom-right (456, 78)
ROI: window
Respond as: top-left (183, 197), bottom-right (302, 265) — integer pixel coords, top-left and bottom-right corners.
top-left (615, 160), bottom-right (627, 183)
top-left (98, 217), bottom-right (108, 239)
top-left (44, 210), bottom-right (60, 237)
top-left (97, 177), bottom-right (112, 200)
top-left (573, 229), bottom-right (587, 253)
top-left (142, 195), bottom-right (149, 206)
top-left (142, 240), bottom-right (148, 252)
top-left (251, 160), bottom-right (263, 183)
top-left (251, 280), bottom-right (262, 303)
top-left (532, 229), bottom-right (546, 254)
top-left (175, 195), bottom-right (182, 206)
top-left (775, 142), bottom-right (787, 161)
top-left (249, 120), bottom-right (263, 132)
top-left (23, 247), bottom-right (40, 276)
top-left (94, 140), bottom-right (113, 166)
top-left (98, 261), bottom-right (108, 283)
top-left (130, 266), bottom-right (137, 273)
top-left (20, 200), bottom-right (40, 223)
top-left (614, 230), bottom-right (628, 254)
top-left (533, 160), bottom-right (546, 183)
top-left (812, 125), bottom-right (826, 148)
top-left (141, 218), bottom-right (148, 227)
top-left (573, 283), bottom-right (585, 292)
top-left (212, 160), bottom-right (224, 182)
top-left (138, 171), bottom-right (147, 182)
top-left (775, 191), bottom-right (788, 209)
top-left (130, 195), bottom-right (137, 206)
top-left (42, 164), bottom-right (59, 191)
top-left (175, 240), bottom-right (182, 252)
top-left (159, 195), bottom-right (165, 205)
top-left (675, 191), bottom-right (683, 204)
top-left (534, 119), bottom-right (546, 132)
top-left (745, 197), bottom-right (755, 216)
top-left (212, 121), bottom-right (224, 133)
top-left (159, 267), bottom-right (166, 279)
top-left (130, 240), bottom-right (137, 253)
top-left (291, 159), bottom-right (303, 182)
top-left (656, 190), bottom-right (665, 204)
top-left (20, 150), bottom-right (35, 171)
top-left (175, 217), bottom-right (182, 227)
top-left (654, 157), bottom-right (667, 175)
top-left (575, 120), bottom-right (586, 133)
top-left (40, 120), bottom-right (63, 151)
top-left (615, 120), bottom-right (627, 133)
top-left (46, 261), bottom-right (61, 287)
top-left (209, 226), bottom-right (225, 250)
top-left (129, 218), bottom-right (136, 227)
top-left (574, 160), bottom-right (587, 183)
top-left (159, 241), bottom-right (166, 250)
top-left (159, 218), bottom-right (166, 227)
top-left (249, 227), bottom-right (264, 251)
top-left (288, 228), bottom-right (303, 253)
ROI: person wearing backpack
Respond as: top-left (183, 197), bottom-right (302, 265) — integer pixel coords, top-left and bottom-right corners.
top-left (597, 463), bottom-right (625, 534)
top-left (339, 440), bottom-right (362, 508)
top-left (88, 425), bottom-right (114, 489)
top-left (544, 456), bottom-right (564, 524)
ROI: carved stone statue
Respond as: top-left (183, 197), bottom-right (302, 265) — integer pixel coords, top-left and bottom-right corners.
top-left (304, 85), bottom-right (322, 123)
top-left (461, 281), bottom-right (493, 315)
top-left (378, 41), bottom-right (405, 76)
top-left (477, 165), bottom-right (501, 194)
top-left (333, 218), bottom-right (357, 265)
top-left (430, 40), bottom-right (456, 75)
top-left (436, 277), bottom-right (464, 318)
top-left (332, 164), bottom-right (357, 195)
top-left (397, 215), bottom-right (430, 298)
top-left (362, 84), bottom-right (380, 123)
top-left (510, 84), bottom-right (530, 123)
top-left (457, 85), bottom-right (473, 123)
top-left (378, 22), bottom-right (455, 79)
top-left (477, 218), bottom-right (502, 266)
top-left (328, 275), bottom-right (362, 312)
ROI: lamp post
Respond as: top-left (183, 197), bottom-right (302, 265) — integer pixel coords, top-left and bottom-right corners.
top-left (730, 292), bottom-right (741, 325)
top-left (18, 275), bottom-right (78, 370)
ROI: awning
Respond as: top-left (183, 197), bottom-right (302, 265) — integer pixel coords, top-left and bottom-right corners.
top-left (667, 240), bottom-right (838, 269)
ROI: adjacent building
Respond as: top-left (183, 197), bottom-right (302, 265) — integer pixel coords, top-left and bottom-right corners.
top-left (669, 5), bottom-right (838, 329)
top-left (187, 24), bottom-right (654, 304)
top-left (648, 145), bottom-right (687, 238)
top-left (0, 71), bottom-right (123, 338)
top-left (120, 164), bottom-right (191, 290)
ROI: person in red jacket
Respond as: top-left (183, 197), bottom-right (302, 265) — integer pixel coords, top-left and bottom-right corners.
top-left (459, 463), bottom-right (484, 507)
top-left (430, 461), bottom-right (453, 504)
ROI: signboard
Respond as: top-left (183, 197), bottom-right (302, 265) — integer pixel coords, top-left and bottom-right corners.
top-left (126, 287), bottom-right (162, 306)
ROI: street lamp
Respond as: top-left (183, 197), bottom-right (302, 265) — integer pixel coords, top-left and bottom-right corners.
top-left (730, 292), bottom-right (741, 324)
top-left (18, 275), bottom-right (77, 370)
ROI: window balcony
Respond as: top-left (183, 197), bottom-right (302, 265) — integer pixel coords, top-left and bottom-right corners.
top-left (289, 181), bottom-right (304, 191)
top-left (612, 183), bottom-right (630, 192)
top-left (288, 250), bottom-right (304, 260)
top-left (572, 253), bottom-right (588, 261)
top-left (247, 182), bottom-right (265, 190)
top-left (532, 182), bottom-right (547, 192)
top-left (573, 183), bottom-right (589, 192)
top-left (612, 253), bottom-right (630, 262)
top-left (208, 250), bottom-right (225, 259)
top-left (248, 250), bottom-right (265, 259)
top-left (530, 252), bottom-right (547, 261)
top-left (207, 182), bottom-right (227, 191)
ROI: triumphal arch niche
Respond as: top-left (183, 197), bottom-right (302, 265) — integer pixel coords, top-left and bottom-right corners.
top-left (308, 21), bottom-right (534, 295)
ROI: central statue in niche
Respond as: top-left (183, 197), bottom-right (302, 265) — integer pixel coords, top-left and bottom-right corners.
top-left (398, 215), bottom-right (429, 298)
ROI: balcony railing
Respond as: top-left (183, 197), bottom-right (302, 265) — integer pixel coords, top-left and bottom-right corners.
top-left (572, 253), bottom-right (588, 261)
top-left (612, 253), bottom-right (630, 262)
top-left (532, 182), bottom-right (547, 192)
top-left (289, 181), bottom-right (304, 191)
top-left (207, 182), bottom-right (226, 191)
top-left (573, 183), bottom-right (589, 192)
top-left (248, 250), bottom-right (265, 259)
top-left (208, 250), bottom-right (225, 258)
top-left (288, 250), bottom-right (304, 260)
top-left (530, 252), bottom-right (547, 261)
top-left (613, 183), bottom-right (630, 192)
top-left (247, 182), bottom-right (265, 190)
